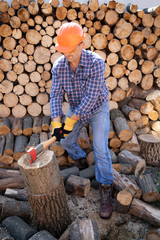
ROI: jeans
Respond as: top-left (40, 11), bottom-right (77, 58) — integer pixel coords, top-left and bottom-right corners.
top-left (60, 101), bottom-right (114, 185)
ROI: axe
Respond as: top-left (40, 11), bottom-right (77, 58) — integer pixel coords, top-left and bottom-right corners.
top-left (26, 136), bottom-right (57, 164)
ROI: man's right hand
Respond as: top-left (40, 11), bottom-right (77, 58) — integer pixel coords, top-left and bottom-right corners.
top-left (51, 122), bottom-right (63, 141)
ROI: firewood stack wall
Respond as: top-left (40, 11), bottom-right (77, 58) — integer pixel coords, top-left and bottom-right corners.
top-left (0, 0), bottom-right (160, 166)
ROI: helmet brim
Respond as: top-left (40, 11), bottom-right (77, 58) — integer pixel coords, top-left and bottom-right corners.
top-left (55, 35), bottom-right (85, 53)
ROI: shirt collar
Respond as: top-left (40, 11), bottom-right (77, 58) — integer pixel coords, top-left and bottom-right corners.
top-left (64, 49), bottom-right (88, 69)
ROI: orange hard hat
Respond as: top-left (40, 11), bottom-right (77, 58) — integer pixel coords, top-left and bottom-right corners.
top-left (55, 22), bottom-right (85, 53)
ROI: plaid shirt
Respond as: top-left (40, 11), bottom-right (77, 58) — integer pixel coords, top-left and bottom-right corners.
top-left (50, 49), bottom-right (109, 124)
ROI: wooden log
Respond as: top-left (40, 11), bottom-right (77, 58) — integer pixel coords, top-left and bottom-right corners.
top-left (18, 150), bottom-right (71, 238)
top-left (137, 174), bottom-right (160, 202)
top-left (0, 135), bottom-right (5, 157)
top-left (0, 118), bottom-right (11, 136)
top-left (50, 138), bottom-right (65, 157)
top-left (13, 135), bottom-right (28, 161)
top-left (92, 33), bottom-right (107, 50)
top-left (0, 105), bottom-right (10, 118)
top-left (69, 219), bottom-right (100, 240)
top-left (0, 168), bottom-right (21, 179)
top-left (12, 105), bottom-right (27, 118)
top-left (65, 175), bottom-right (90, 197)
top-left (2, 216), bottom-right (37, 240)
top-left (118, 150), bottom-right (146, 177)
top-left (115, 190), bottom-right (133, 214)
top-left (112, 117), bottom-right (133, 141)
top-left (60, 166), bottom-right (80, 183)
top-left (0, 177), bottom-right (25, 191)
top-left (1, 199), bottom-right (31, 222)
top-left (42, 116), bottom-right (50, 132)
top-left (4, 132), bottom-right (14, 156)
top-left (113, 168), bottom-right (142, 199)
top-left (77, 126), bottom-right (90, 149)
top-left (121, 105), bottom-right (141, 121)
top-left (138, 134), bottom-right (160, 166)
top-left (29, 230), bottom-right (57, 240)
top-left (112, 163), bottom-right (132, 175)
top-left (0, 154), bottom-right (13, 166)
top-left (113, 18), bottom-right (133, 39)
top-left (23, 116), bottom-right (33, 136)
top-left (12, 118), bottom-right (23, 136)
top-left (27, 133), bottom-right (40, 150)
top-left (129, 198), bottom-right (160, 227)
top-left (120, 133), bottom-right (140, 152)
top-left (32, 116), bottom-right (42, 134)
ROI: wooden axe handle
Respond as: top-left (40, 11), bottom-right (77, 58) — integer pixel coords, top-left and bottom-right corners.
top-left (42, 136), bottom-right (57, 150)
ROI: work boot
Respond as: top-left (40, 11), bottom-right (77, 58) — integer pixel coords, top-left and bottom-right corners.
top-left (99, 184), bottom-right (113, 219)
top-left (73, 158), bottom-right (88, 170)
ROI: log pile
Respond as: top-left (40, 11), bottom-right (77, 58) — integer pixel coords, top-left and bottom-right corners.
top-left (0, 0), bottom-right (160, 238)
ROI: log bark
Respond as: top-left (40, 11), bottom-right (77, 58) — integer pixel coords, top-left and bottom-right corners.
top-left (23, 116), bottom-right (33, 136)
top-left (0, 135), bottom-right (5, 157)
top-left (129, 198), bottom-right (160, 227)
top-left (0, 118), bottom-right (11, 136)
top-left (66, 175), bottom-right (90, 197)
top-left (118, 150), bottom-right (146, 177)
top-left (18, 150), bottom-right (71, 238)
top-left (113, 168), bottom-right (142, 199)
top-left (69, 219), bottom-right (100, 240)
top-left (12, 118), bottom-right (23, 136)
top-left (1, 199), bottom-right (31, 222)
top-left (137, 174), bottom-right (160, 202)
top-left (13, 135), bottom-right (28, 161)
top-left (4, 132), bottom-right (14, 156)
top-left (0, 177), bottom-right (25, 191)
top-left (138, 134), bottom-right (160, 166)
top-left (115, 190), bottom-right (133, 213)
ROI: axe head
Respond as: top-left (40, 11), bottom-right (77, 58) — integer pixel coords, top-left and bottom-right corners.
top-left (26, 143), bottom-right (44, 164)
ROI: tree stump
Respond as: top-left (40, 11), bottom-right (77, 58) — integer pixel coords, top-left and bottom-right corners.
top-left (18, 150), bottom-right (71, 238)
top-left (138, 134), bottom-right (160, 166)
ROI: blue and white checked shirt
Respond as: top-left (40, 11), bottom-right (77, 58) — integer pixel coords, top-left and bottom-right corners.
top-left (50, 49), bottom-right (109, 124)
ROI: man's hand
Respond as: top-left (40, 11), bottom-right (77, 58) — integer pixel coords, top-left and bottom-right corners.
top-left (63, 117), bottom-right (77, 137)
top-left (51, 122), bottom-right (63, 141)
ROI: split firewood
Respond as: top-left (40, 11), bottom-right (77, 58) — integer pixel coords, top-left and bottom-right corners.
top-left (26, 133), bottom-right (40, 150)
top-left (65, 175), bottom-right (90, 197)
top-left (32, 116), bottom-right (42, 134)
top-left (0, 168), bottom-right (21, 179)
top-left (50, 140), bottom-right (65, 157)
top-left (77, 126), bottom-right (90, 149)
top-left (137, 174), bottom-right (160, 202)
top-left (5, 188), bottom-right (28, 201)
top-left (118, 150), bottom-right (146, 177)
top-left (115, 190), bottom-right (133, 213)
top-left (0, 176), bottom-right (25, 191)
top-left (0, 199), bottom-right (31, 222)
top-left (129, 198), bottom-right (160, 228)
top-left (4, 132), bottom-right (14, 156)
top-left (60, 167), bottom-right (80, 183)
top-left (69, 219), bottom-right (100, 240)
top-left (113, 168), bottom-right (142, 199)
top-left (22, 116), bottom-right (33, 136)
top-left (79, 165), bottom-right (95, 179)
top-left (0, 118), bottom-right (11, 136)
top-left (12, 118), bottom-right (23, 136)
top-left (13, 135), bottom-right (28, 161)
top-left (112, 163), bottom-right (132, 175)
top-left (120, 133), bottom-right (140, 152)
top-left (138, 134), bottom-right (160, 166)
top-left (0, 135), bottom-right (5, 157)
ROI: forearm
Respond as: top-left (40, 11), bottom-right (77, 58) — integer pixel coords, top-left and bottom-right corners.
top-left (70, 114), bottom-right (80, 121)
top-left (51, 116), bottom-right (61, 122)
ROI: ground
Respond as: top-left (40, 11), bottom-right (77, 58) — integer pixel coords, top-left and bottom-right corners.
top-left (63, 165), bottom-right (160, 240)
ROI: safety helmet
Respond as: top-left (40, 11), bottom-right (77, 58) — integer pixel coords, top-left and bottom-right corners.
top-left (55, 22), bottom-right (85, 53)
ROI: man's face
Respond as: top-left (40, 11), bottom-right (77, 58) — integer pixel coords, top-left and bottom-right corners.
top-left (64, 43), bottom-right (84, 64)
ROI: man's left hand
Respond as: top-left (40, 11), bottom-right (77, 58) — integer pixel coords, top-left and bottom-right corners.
top-left (63, 117), bottom-right (77, 137)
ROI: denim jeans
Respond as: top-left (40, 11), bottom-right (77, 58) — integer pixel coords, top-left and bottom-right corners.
top-left (60, 101), bottom-right (114, 185)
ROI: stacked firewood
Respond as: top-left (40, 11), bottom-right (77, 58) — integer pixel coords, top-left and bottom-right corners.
top-left (0, 0), bottom-right (159, 119)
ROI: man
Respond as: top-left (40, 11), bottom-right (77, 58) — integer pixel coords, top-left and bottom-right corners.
top-left (50, 22), bottom-right (114, 219)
